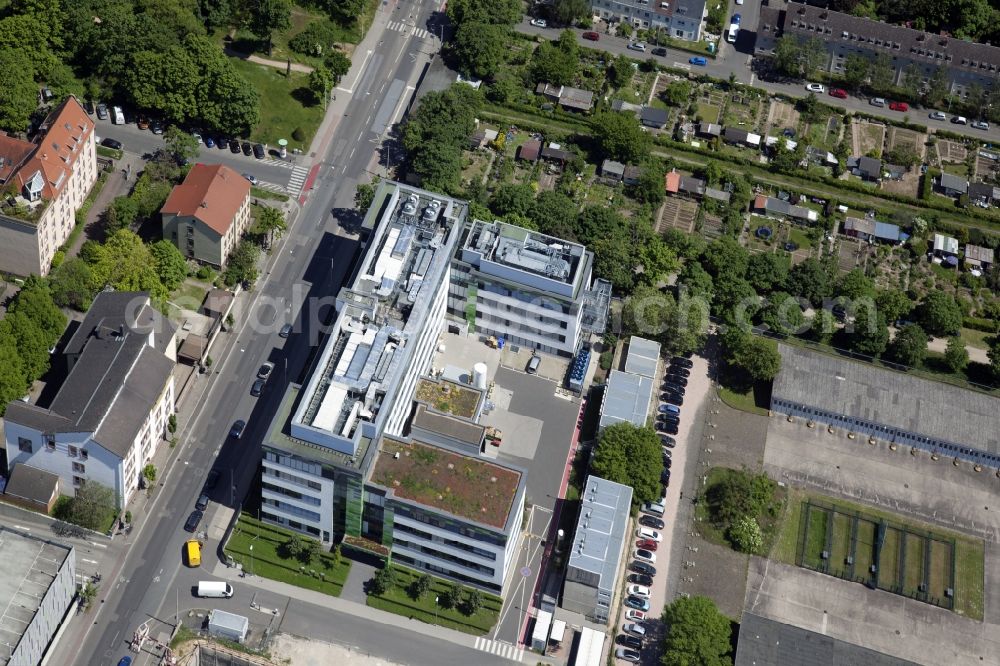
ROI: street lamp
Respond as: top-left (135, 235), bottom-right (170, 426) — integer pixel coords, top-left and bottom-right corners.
top-left (249, 544), bottom-right (254, 577)
top-left (434, 596), bottom-right (439, 624)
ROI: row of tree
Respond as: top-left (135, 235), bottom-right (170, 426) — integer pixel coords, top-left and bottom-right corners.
top-left (0, 279), bottom-right (67, 412)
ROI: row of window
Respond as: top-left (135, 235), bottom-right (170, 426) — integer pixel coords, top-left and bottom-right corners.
top-left (392, 554), bottom-right (502, 593)
top-left (265, 450), bottom-right (323, 477)
top-left (393, 521), bottom-right (497, 560)
top-left (261, 511), bottom-right (325, 540)
top-left (394, 538), bottom-right (496, 576)
top-left (262, 481), bottom-right (322, 506)
top-left (393, 505), bottom-right (507, 547)
top-left (263, 466), bottom-right (323, 491)
top-left (262, 497), bottom-right (322, 522)
top-left (21, 437), bottom-right (90, 460)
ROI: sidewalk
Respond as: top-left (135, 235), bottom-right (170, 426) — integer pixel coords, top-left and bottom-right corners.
top-left (66, 153), bottom-right (145, 257)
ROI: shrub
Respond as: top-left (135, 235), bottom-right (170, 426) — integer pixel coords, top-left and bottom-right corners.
top-left (292, 127), bottom-right (306, 142)
top-left (728, 514), bottom-right (764, 554)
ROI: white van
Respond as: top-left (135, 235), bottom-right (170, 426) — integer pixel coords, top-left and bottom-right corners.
top-left (112, 106), bottom-right (124, 125)
top-left (642, 501), bottom-right (665, 516)
top-left (197, 581), bottom-right (234, 598)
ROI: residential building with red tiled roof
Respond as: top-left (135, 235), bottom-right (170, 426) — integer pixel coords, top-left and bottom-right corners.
top-left (0, 96), bottom-right (97, 276)
top-left (160, 163), bottom-right (252, 268)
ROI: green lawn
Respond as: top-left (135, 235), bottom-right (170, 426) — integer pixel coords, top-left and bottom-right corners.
top-left (960, 327), bottom-right (993, 350)
top-left (941, 161), bottom-right (969, 177)
top-left (717, 385), bottom-right (769, 416)
top-left (224, 516), bottom-right (350, 596)
top-left (696, 102), bottom-right (721, 124)
top-left (171, 280), bottom-right (209, 312)
top-left (229, 58), bottom-right (326, 150)
top-left (366, 565), bottom-right (502, 635)
top-left (787, 225), bottom-right (813, 250)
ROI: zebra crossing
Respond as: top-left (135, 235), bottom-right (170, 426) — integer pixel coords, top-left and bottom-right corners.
top-left (473, 637), bottom-right (524, 662)
top-left (286, 165), bottom-right (310, 197)
top-left (385, 20), bottom-right (432, 40)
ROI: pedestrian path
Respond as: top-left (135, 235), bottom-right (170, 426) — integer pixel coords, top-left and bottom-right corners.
top-left (254, 180), bottom-right (287, 194)
top-left (286, 164), bottom-right (310, 197)
top-left (473, 637), bottom-right (524, 662)
top-left (385, 20), bottom-right (432, 39)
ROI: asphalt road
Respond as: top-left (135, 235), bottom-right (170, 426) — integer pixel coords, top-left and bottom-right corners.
top-left (517, 20), bottom-right (1000, 144)
top-left (50, 0), bottom-right (497, 664)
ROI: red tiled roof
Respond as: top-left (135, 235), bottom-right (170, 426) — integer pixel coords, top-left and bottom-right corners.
top-left (161, 164), bottom-right (251, 236)
top-left (12, 96), bottom-right (93, 199)
top-left (0, 134), bottom-right (35, 184)
top-left (664, 171), bottom-right (680, 193)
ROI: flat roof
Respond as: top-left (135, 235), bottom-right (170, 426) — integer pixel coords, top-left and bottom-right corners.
top-left (599, 370), bottom-right (653, 429)
top-left (567, 476), bottom-right (633, 588)
top-left (414, 377), bottom-right (482, 419)
top-left (773, 344), bottom-right (1000, 456)
top-left (624, 336), bottom-right (660, 378)
top-left (0, 528), bottom-right (72, 666)
top-left (736, 613), bottom-right (917, 666)
top-left (410, 403), bottom-right (485, 446)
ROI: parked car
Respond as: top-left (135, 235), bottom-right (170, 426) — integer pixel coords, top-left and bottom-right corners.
top-left (732, 13), bottom-right (741, 23)
top-left (668, 365), bottom-right (690, 377)
top-left (96, 103), bottom-right (109, 120)
top-left (136, 116), bottom-right (150, 130)
top-left (633, 548), bottom-right (656, 564)
top-left (205, 136), bottom-right (216, 148)
top-left (195, 493), bottom-right (210, 511)
top-left (526, 354), bottom-right (541, 374)
top-left (253, 143), bottom-right (266, 159)
top-left (658, 415), bottom-right (680, 427)
top-left (112, 105), bottom-right (125, 124)
top-left (663, 456), bottom-right (672, 469)
top-left (869, 97), bottom-right (886, 107)
top-left (626, 584), bottom-right (651, 598)
top-left (828, 88), bottom-right (848, 99)
top-left (951, 115), bottom-right (967, 124)
top-left (805, 83), bottom-right (826, 93)
top-left (888, 101), bottom-right (908, 111)
top-left (661, 391), bottom-right (683, 405)
top-left (664, 374), bottom-right (688, 387)
top-left (100, 138), bottom-right (123, 150)
top-left (624, 621), bottom-right (647, 637)
top-left (582, 31), bottom-right (600, 41)
top-left (617, 634), bottom-right (643, 650)
top-left (184, 510), bottom-right (203, 533)
top-left (630, 560), bottom-right (657, 576)
top-left (151, 120), bottom-right (163, 134)
top-left (689, 56), bottom-right (707, 66)
top-left (971, 120), bottom-right (990, 130)
top-left (279, 323), bottom-right (293, 338)
top-left (530, 18), bottom-right (547, 27)
top-left (659, 436), bottom-right (676, 447)
top-left (627, 42), bottom-right (646, 51)
top-left (616, 648), bottom-right (641, 663)
top-left (928, 111), bottom-right (947, 121)
top-left (635, 538), bottom-right (658, 551)
top-left (230, 419), bottom-right (246, 439)
top-left (216, 137), bottom-right (229, 150)
top-left (658, 404), bottom-right (681, 415)
top-left (118, 657), bottom-right (133, 666)
top-left (192, 132), bottom-right (203, 144)
top-left (250, 378), bottom-right (265, 397)
top-left (658, 422), bottom-right (679, 435)
top-left (623, 596), bottom-right (650, 611)
top-left (639, 515), bottom-right (664, 530)
top-left (231, 140), bottom-right (243, 153)
top-left (625, 609), bottom-right (647, 622)
top-left (636, 527), bottom-right (662, 542)
top-left (258, 362), bottom-right (275, 380)
top-left (671, 356), bottom-right (693, 368)
top-left (652, 47), bottom-right (667, 56)
top-left (241, 141), bottom-right (253, 155)
top-left (642, 501), bottom-right (665, 516)
top-left (628, 573), bottom-right (654, 587)
top-left (242, 173), bottom-right (258, 185)
top-left (205, 469), bottom-right (221, 489)
top-left (661, 469), bottom-right (671, 484)
top-left (662, 379), bottom-right (686, 393)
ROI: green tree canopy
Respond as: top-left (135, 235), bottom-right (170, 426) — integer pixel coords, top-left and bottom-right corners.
top-left (447, 0), bottom-right (521, 26)
top-left (401, 83), bottom-right (482, 192)
top-left (48, 257), bottom-right (96, 311)
top-left (0, 48), bottom-right (38, 133)
top-left (453, 21), bottom-right (509, 79)
top-left (550, 0), bottom-right (590, 25)
top-left (591, 111), bottom-right (651, 164)
top-left (836, 268), bottom-right (875, 300)
top-left (661, 596), bottom-right (733, 666)
top-left (490, 183), bottom-right (536, 218)
top-left (889, 323), bottom-right (928, 367)
top-left (530, 190), bottom-right (577, 240)
top-left (244, 0), bottom-right (291, 52)
top-left (917, 291), bottom-right (963, 337)
top-left (875, 288), bottom-right (912, 324)
top-left (67, 481), bottom-right (118, 531)
top-left (850, 305), bottom-right (889, 357)
top-left (745, 252), bottom-right (789, 293)
top-left (785, 257), bottom-right (831, 306)
top-left (150, 240), bottom-right (188, 291)
top-left (530, 34), bottom-right (580, 86)
top-left (84, 229), bottom-right (168, 301)
top-left (590, 423), bottom-right (663, 508)
top-left (10, 279), bottom-right (66, 344)
top-left (943, 335), bottom-right (969, 373)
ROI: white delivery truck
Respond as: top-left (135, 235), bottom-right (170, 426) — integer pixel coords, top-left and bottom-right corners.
top-left (197, 581), bottom-right (234, 598)
top-left (726, 22), bottom-right (739, 43)
top-left (112, 106), bottom-right (124, 124)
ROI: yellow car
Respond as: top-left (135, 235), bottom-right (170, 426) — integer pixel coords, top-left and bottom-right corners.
top-left (185, 539), bottom-right (201, 567)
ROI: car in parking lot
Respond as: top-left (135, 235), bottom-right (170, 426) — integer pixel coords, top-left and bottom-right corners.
top-left (662, 381), bottom-right (685, 394)
top-left (626, 584), bottom-right (651, 598)
top-left (642, 501), bottom-right (664, 516)
top-left (205, 469), bottom-right (221, 489)
top-left (627, 42), bottom-right (646, 51)
top-left (658, 414), bottom-right (680, 426)
top-left (184, 510), bottom-right (203, 532)
top-left (628, 573), bottom-right (654, 587)
top-left (828, 88), bottom-right (848, 99)
top-left (192, 132), bottom-right (202, 144)
top-left (667, 365), bottom-right (690, 377)
top-left (636, 527), bottom-right (662, 542)
top-left (805, 83), bottom-right (825, 93)
top-left (889, 101), bottom-right (908, 111)
top-left (625, 609), bottom-right (646, 622)
top-left (928, 111), bottom-right (947, 120)
top-left (659, 404), bottom-right (680, 415)
top-left (615, 647), bottom-right (641, 663)
top-left (671, 356), bottom-right (693, 368)
top-left (639, 515), bottom-right (664, 530)
top-left (664, 374), bottom-right (688, 387)
top-left (230, 419), bottom-right (246, 439)
top-left (635, 538), bottom-right (657, 551)
top-left (258, 362), bottom-right (275, 380)
top-left (624, 621), bottom-right (647, 637)
top-left (731, 13), bottom-right (741, 23)
top-left (280, 323), bottom-right (293, 338)
top-left (617, 634), bottom-right (643, 650)
top-left (661, 469), bottom-right (671, 484)
top-left (250, 378), bottom-right (265, 397)
top-left (530, 18), bottom-right (547, 27)
top-left (195, 493), bottom-right (210, 511)
top-left (663, 456), bottom-right (672, 469)
top-left (633, 548), bottom-right (656, 564)
top-left (869, 97), bottom-right (886, 107)
top-left (137, 116), bottom-right (150, 130)
top-left (582, 31), bottom-right (600, 41)
top-left (205, 136), bottom-right (216, 148)
top-left (118, 657), bottom-right (133, 666)
top-left (242, 173), bottom-right (258, 185)
top-left (151, 120), bottom-right (163, 134)
top-left (253, 143), bottom-right (266, 159)
top-left (231, 140), bottom-right (243, 153)
top-left (630, 560), bottom-right (656, 576)
top-left (100, 137), bottom-right (123, 150)
top-left (661, 392), bottom-right (683, 405)
top-left (971, 120), bottom-right (990, 130)
top-left (217, 137), bottom-right (229, 150)
top-left (657, 421), bottom-right (678, 435)
top-left (241, 141), bottom-right (253, 155)
top-left (623, 596), bottom-right (649, 611)
top-left (689, 56), bottom-right (707, 66)
top-left (650, 46), bottom-right (666, 56)
top-left (660, 435), bottom-right (676, 448)
top-left (96, 103), bottom-right (109, 120)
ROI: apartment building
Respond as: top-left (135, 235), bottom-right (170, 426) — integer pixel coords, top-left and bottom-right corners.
top-left (449, 220), bottom-right (609, 357)
top-left (0, 96), bottom-right (97, 276)
top-left (161, 163), bottom-right (252, 267)
top-left (756, 2), bottom-right (1000, 97)
top-left (4, 292), bottom-right (177, 508)
top-left (591, 0), bottom-right (707, 41)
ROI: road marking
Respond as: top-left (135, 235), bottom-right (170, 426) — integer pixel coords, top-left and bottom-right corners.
top-left (13, 524), bottom-right (30, 531)
top-left (337, 49), bottom-right (373, 94)
top-left (286, 165), bottom-right (310, 198)
top-left (89, 541), bottom-right (108, 549)
top-left (673, 62), bottom-right (691, 70)
top-left (473, 637), bottom-right (524, 662)
top-left (82, 558), bottom-right (98, 564)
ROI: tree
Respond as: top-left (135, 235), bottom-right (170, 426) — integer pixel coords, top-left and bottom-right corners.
top-left (843, 53), bottom-right (870, 91)
top-left (142, 463), bottom-right (157, 484)
top-left (530, 36), bottom-right (579, 86)
top-left (355, 177), bottom-right (379, 213)
top-left (551, 0), bottom-right (590, 25)
top-left (245, 0), bottom-right (291, 54)
top-left (447, 0), bottom-right (521, 26)
top-left (126, 46), bottom-right (199, 125)
top-left (884, 146), bottom-right (921, 169)
top-left (590, 423), bottom-right (662, 508)
top-left (401, 83), bottom-right (482, 192)
top-left (662, 80), bottom-right (692, 107)
top-left (746, 252), bottom-right (788, 293)
top-left (889, 323), bottom-right (928, 367)
top-left (324, 49), bottom-right (351, 83)
top-left (530, 191), bottom-right (577, 239)
top-left (282, 534), bottom-right (305, 559)
top-left (462, 587), bottom-right (483, 615)
top-left (453, 22), bottom-right (508, 79)
top-left (163, 126), bottom-right (200, 164)
top-left (490, 183), bottom-right (536, 218)
top-left (607, 54), bottom-right (634, 90)
top-left (924, 66), bottom-right (948, 107)
top-left (917, 292), bottom-right (963, 337)
top-left (629, 162), bottom-right (666, 205)
top-left (785, 258), bottom-right (831, 306)
top-left (11, 279), bottom-right (66, 344)
top-left (732, 335), bottom-right (782, 381)
top-left (800, 37), bottom-right (827, 78)
top-left (772, 36), bottom-right (802, 77)
top-left (223, 239), bottom-right (261, 287)
top-left (592, 111), bottom-right (650, 164)
top-left (408, 573), bottom-right (432, 600)
top-left (728, 515), bottom-right (763, 554)
top-left (252, 204), bottom-right (287, 246)
top-left (85, 230), bottom-right (168, 301)
top-left (104, 196), bottom-right (140, 233)
top-left (48, 257), bottom-right (95, 310)
top-left (711, 273), bottom-right (757, 322)
top-left (368, 566), bottom-right (396, 596)
top-left (869, 54), bottom-right (894, 94)
top-left (0, 336), bottom-right (26, 411)
top-left (989, 336), bottom-right (1000, 380)
top-left (199, 0), bottom-right (235, 30)
top-left (850, 306), bottom-right (889, 356)
top-left (307, 65), bottom-right (332, 106)
top-left (836, 268), bottom-right (874, 300)
top-left (0, 48), bottom-right (39, 132)
top-left (327, 0), bottom-right (366, 22)
top-left (701, 236), bottom-right (750, 280)
top-left (901, 64), bottom-right (923, 97)
top-left (0, 312), bottom-right (50, 381)
top-left (661, 596), bottom-right (733, 666)
top-left (150, 240), bottom-right (188, 291)
top-left (441, 581), bottom-right (463, 609)
top-left (757, 291), bottom-right (805, 336)
top-left (67, 481), bottom-right (117, 531)
top-left (943, 335), bottom-right (969, 372)
top-left (875, 288), bottom-right (912, 324)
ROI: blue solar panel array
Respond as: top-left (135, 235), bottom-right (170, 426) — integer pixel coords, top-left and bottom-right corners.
top-left (569, 348), bottom-right (590, 387)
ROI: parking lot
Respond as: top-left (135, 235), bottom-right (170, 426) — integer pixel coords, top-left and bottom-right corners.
top-left (612, 352), bottom-right (714, 665)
